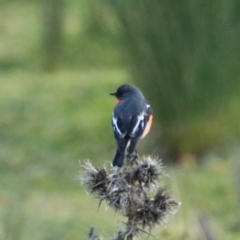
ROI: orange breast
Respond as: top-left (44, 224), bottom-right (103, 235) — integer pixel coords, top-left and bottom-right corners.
top-left (141, 114), bottom-right (153, 139)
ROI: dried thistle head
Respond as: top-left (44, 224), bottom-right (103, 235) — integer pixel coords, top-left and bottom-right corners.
top-left (80, 161), bottom-right (108, 197)
top-left (135, 188), bottom-right (180, 229)
top-left (130, 156), bottom-right (164, 187)
top-left (104, 174), bottom-right (143, 216)
top-left (104, 175), bottom-right (130, 213)
top-left (81, 158), bottom-right (180, 240)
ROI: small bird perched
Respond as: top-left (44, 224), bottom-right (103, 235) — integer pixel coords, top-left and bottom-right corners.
top-left (110, 84), bottom-right (153, 167)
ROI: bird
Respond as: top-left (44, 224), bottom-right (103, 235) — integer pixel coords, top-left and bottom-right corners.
top-left (110, 84), bottom-right (153, 167)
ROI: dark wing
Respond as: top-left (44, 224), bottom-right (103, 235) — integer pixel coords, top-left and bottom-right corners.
top-left (112, 113), bottom-right (129, 155)
top-left (127, 112), bottom-right (150, 154)
top-left (129, 102), bottom-right (153, 139)
top-left (112, 113), bottom-right (126, 139)
top-left (128, 113), bottom-right (145, 138)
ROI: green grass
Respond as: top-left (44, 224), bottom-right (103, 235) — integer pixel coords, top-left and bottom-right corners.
top-left (0, 67), bottom-right (127, 239)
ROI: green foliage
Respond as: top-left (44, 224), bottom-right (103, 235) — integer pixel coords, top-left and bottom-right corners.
top-left (0, 67), bottom-right (126, 238)
top-left (105, 0), bottom-right (240, 156)
top-left (0, 0), bottom-right (122, 71)
top-left (0, 1), bottom-right (41, 70)
top-left (41, 0), bottom-right (65, 71)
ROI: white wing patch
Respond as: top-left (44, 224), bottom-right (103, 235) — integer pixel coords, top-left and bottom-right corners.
top-left (130, 112), bottom-right (145, 137)
top-left (112, 113), bottom-right (125, 138)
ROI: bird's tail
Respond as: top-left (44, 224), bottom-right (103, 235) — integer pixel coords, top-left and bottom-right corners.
top-left (112, 150), bottom-right (125, 168)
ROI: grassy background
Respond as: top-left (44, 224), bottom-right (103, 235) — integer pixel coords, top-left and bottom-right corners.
top-left (0, 1), bottom-right (240, 239)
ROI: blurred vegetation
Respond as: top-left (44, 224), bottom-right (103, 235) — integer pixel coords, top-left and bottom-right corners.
top-left (0, 0), bottom-right (240, 239)
top-left (41, 0), bottom-right (64, 71)
top-left (101, 0), bottom-right (240, 158)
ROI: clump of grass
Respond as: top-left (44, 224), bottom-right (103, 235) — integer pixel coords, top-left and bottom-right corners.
top-left (80, 156), bottom-right (180, 239)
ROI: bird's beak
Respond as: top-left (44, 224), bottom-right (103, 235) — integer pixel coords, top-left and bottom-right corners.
top-left (109, 92), bottom-right (116, 96)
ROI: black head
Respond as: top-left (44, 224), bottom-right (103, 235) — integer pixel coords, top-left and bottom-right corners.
top-left (110, 84), bottom-right (143, 100)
